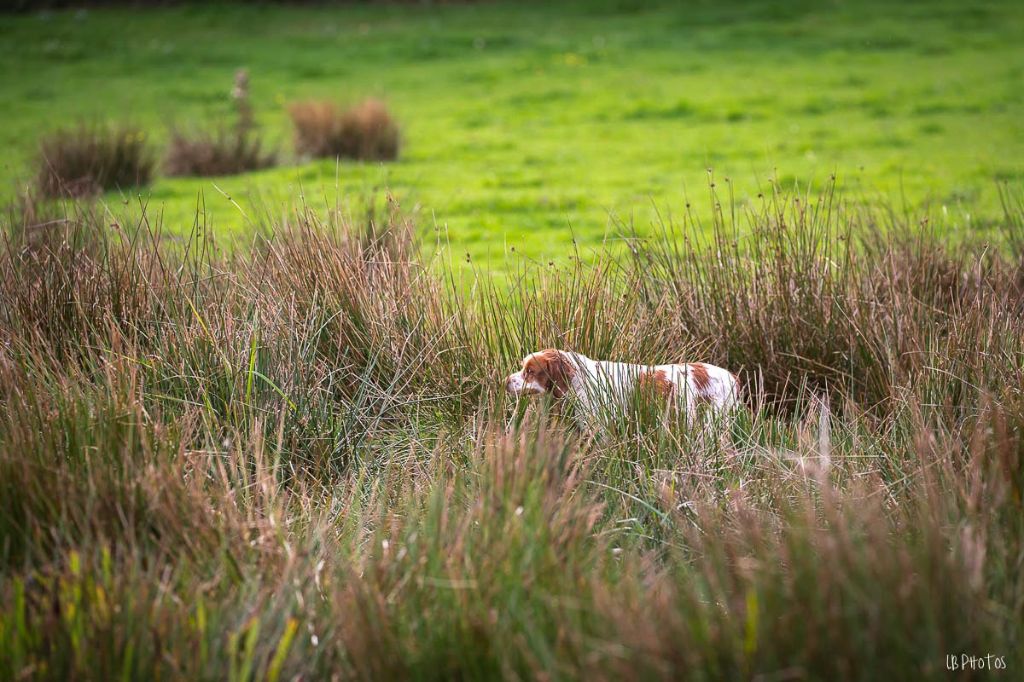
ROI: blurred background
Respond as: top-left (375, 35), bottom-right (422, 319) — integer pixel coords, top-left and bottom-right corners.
top-left (2, 0), bottom-right (1022, 264)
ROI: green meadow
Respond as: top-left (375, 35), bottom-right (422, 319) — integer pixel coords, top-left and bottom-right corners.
top-left (2, 0), bottom-right (1023, 263)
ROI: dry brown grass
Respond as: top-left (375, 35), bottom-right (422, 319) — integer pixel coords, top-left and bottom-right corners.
top-left (164, 126), bottom-right (278, 177)
top-left (165, 69), bottom-right (278, 177)
top-left (34, 124), bottom-right (154, 198)
top-left (290, 98), bottom-right (401, 161)
top-left (0, 187), bottom-right (1022, 680)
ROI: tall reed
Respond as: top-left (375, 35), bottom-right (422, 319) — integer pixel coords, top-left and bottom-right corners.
top-left (1, 184), bottom-right (1021, 680)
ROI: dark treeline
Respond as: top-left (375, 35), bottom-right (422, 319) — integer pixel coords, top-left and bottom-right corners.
top-left (6, 0), bottom-right (477, 11)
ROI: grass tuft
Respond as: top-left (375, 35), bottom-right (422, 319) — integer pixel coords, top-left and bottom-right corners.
top-left (289, 98), bottom-right (401, 161)
top-left (34, 124), bottom-right (153, 198)
top-left (165, 69), bottom-right (277, 177)
top-left (164, 127), bottom-right (278, 177)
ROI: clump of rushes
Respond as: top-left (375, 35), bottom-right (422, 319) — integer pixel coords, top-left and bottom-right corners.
top-left (165, 69), bottom-right (277, 176)
top-left (289, 98), bottom-right (400, 161)
top-left (35, 124), bottom-right (153, 198)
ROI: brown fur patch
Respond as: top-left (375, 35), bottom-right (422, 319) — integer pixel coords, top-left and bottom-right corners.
top-left (522, 349), bottom-right (576, 398)
top-left (638, 369), bottom-right (675, 400)
top-left (689, 363), bottom-right (711, 395)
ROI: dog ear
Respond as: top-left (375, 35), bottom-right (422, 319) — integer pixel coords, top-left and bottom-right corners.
top-left (539, 350), bottom-right (575, 398)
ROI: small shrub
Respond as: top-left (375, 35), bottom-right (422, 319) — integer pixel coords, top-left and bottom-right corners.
top-left (289, 98), bottom-right (400, 161)
top-left (165, 69), bottom-right (277, 177)
top-left (35, 124), bottom-right (154, 198)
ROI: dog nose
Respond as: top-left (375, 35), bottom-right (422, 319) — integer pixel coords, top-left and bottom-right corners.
top-left (505, 375), bottom-right (516, 394)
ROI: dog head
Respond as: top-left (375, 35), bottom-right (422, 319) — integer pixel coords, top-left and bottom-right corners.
top-left (505, 349), bottom-right (576, 399)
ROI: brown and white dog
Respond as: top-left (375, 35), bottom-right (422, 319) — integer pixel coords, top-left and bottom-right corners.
top-left (505, 349), bottom-right (741, 428)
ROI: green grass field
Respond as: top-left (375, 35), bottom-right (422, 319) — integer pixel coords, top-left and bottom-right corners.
top-left (2, 0), bottom-right (1023, 264)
